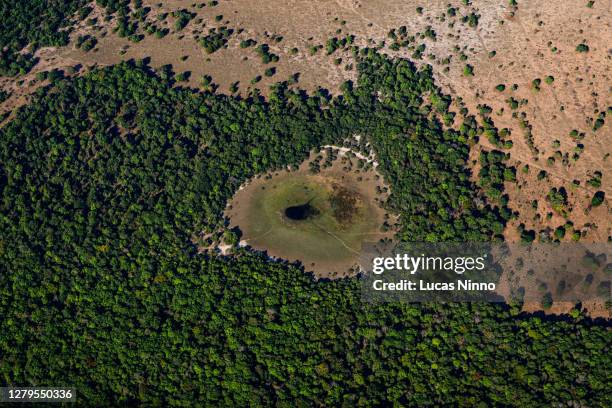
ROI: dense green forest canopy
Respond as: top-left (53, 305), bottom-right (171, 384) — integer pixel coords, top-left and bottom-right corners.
top-left (1, 49), bottom-right (610, 405)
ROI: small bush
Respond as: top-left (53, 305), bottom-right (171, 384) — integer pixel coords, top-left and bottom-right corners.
top-left (591, 191), bottom-right (605, 207)
top-left (576, 43), bottom-right (589, 52)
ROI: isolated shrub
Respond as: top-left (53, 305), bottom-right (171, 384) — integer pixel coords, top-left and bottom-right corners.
top-left (591, 191), bottom-right (605, 207)
top-left (541, 292), bottom-right (553, 309)
top-left (239, 39), bottom-right (256, 48)
top-left (520, 229), bottom-right (536, 243)
top-left (554, 226), bottom-right (566, 239)
top-left (576, 43), bottom-right (589, 52)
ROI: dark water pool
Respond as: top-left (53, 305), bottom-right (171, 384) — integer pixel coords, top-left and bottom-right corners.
top-left (285, 203), bottom-right (318, 220)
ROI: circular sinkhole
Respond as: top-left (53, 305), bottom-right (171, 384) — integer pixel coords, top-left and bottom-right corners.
top-left (284, 202), bottom-right (319, 221)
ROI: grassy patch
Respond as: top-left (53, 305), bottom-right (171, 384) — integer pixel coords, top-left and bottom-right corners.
top-left (227, 157), bottom-right (390, 275)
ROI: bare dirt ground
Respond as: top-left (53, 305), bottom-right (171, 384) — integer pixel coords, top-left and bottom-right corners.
top-left (0, 0), bottom-right (609, 313)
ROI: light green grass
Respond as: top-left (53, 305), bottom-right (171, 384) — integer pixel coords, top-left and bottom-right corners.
top-left (239, 174), bottom-right (382, 265)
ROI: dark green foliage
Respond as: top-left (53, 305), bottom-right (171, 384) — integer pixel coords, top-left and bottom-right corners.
top-left (593, 111), bottom-right (606, 131)
top-left (412, 43), bottom-right (426, 59)
top-left (229, 81), bottom-right (239, 93)
top-left (112, 1), bottom-right (145, 40)
top-left (554, 225), bottom-right (566, 239)
top-left (0, 0), bottom-right (88, 75)
top-left (478, 150), bottom-right (514, 225)
top-left (463, 12), bottom-right (480, 27)
top-left (463, 64), bottom-right (474, 76)
top-left (78, 5), bottom-right (93, 20)
top-left (569, 129), bottom-right (586, 140)
top-left (154, 27), bottom-right (170, 38)
top-left (200, 26), bottom-right (234, 54)
top-left (587, 171), bottom-right (602, 188)
top-left (0, 51), bottom-right (609, 406)
top-left (85, 1), bottom-right (152, 46)
top-left (547, 187), bottom-right (569, 216)
top-left (325, 35), bottom-right (355, 55)
top-left (264, 67), bottom-right (275, 77)
top-left (239, 38), bottom-right (256, 48)
top-left (175, 71), bottom-right (190, 82)
top-left (576, 43), bottom-right (589, 52)
top-left (423, 26), bottom-right (436, 40)
top-left (591, 191), bottom-right (605, 207)
top-left (255, 44), bottom-right (279, 64)
top-left (541, 292), bottom-right (553, 309)
top-left (308, 44), bottom-right (323, 55)
top-left (519, 225), bottom-right (536, 243)
top-left (537, 170), bottom-right (548, 180)
top-left (172, 9), bottom-right (195, 31)
top-left (506, 97), bottom-right (519, 110)
top-left (519, 118), bottom-right (538, 155)
top-left (0, 89), bottom-right (10, 104)
top-left (387, 26), bottom-right (414, 50)
top-left (36, 68), bottom-right (65, 83)
top-left (76, 35), bottom-right (97, 52)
